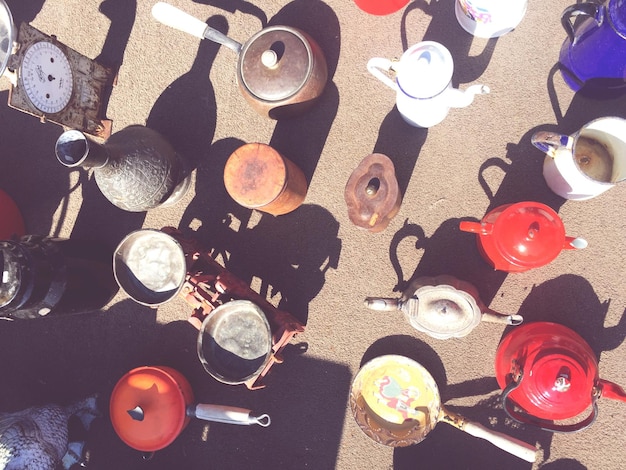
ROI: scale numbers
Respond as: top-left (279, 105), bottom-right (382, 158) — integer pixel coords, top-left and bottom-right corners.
top-left (21, 41), bottom-right (73, 114)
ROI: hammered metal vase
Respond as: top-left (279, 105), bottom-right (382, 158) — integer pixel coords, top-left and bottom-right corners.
top-left (55, 125), bottom-right (191, 212)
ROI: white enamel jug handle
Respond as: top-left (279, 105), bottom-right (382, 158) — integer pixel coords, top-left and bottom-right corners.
top-left (462, 420), bottom-right (537, 463)
top-left (367, 58), bottom-right (398, 91)
top-left (531, 131), bottom-right (573, 158)
top-left (188, 404), bottom-right (271, 427)
top-left (152, 2), bottom-right (242, 53)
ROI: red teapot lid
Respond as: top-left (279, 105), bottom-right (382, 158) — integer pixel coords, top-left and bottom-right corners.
top-left (495, 322), bottom-right (598, 421)
top-left (494, 202), bottom-right (566, 269)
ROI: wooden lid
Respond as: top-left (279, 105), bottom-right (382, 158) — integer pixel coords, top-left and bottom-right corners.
top-left (344, 153), bottom-right (401, 231)
top-left (224, 143), bottom-right (287, 208)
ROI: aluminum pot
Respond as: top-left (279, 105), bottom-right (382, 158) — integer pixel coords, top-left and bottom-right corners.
top-left (152, 2), bottom-right (328, 119)
top-left (110, 366), bottom-right (270, 454)
top-left (113, 229), bottom-right (187, 307)
top-left (197, 300), bottom-right (273, 385)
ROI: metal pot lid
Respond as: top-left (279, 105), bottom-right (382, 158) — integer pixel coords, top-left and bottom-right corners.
top-left (493, 202), bottom-right (566, 268)
top-left (0, 0), bottom-right (14, 77)
top-left (408, 284), bottom-right (482, 339)
top-left (239, 26), bottom-right (313, 103)
top-left (396, 41), bottom-right (453, 99)
top-left (110, 366), bottom-right (192, 452)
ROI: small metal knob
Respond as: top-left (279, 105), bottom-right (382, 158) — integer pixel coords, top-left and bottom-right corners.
top-left (261, 50), bottom-right (278, 68)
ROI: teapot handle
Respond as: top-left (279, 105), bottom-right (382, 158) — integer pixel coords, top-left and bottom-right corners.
top-left (561, 2), bottom-right (602, 43)
top-left (530, 131), bottom-right (573, 158)
top-left (459, 220), bottom-right (493, 235)
top-left (367, 58), bottom-right (399, 91)
top-left (501, 373), bottom-right (598, 433)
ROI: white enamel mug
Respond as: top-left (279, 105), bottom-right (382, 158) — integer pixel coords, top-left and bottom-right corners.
top-left (531, 117), bottom-right (626, 200)
top-left (455, 0), bottom-right (528, 38)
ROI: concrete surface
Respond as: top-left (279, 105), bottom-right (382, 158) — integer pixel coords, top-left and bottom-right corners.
top-left (0, 0), bottom-right (625, 469)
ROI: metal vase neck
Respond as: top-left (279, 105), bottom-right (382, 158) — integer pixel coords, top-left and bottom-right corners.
top-left (55, 130), bottom-right (110, 169)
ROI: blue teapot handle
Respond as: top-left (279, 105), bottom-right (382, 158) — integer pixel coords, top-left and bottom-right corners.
top-left (561, 2), bottom-right (602, 43)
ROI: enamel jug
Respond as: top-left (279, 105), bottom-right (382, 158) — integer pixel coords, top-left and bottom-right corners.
top-left (368, 41), bottom-right (490, 128)
top-left (532, 117), bottom-right (626, 200)
top-left (559, 0), bottom-right (626, 93)
top-left (455, 0), bottom-right (528, 38)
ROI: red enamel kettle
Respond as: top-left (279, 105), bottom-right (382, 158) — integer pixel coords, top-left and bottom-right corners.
top-left (495, 322), bottom-right (626, 433)
top-left (0, 189), bottom-right (25, 240)
top-left (459, 202), bottom-right (587, 272)
top-left (353, 0), bottom-right (410, 15)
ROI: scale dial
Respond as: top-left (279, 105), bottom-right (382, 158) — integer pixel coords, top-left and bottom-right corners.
top-left (6, 23), bottom-right (114, 139)
top-left (20, 41), bottom-right (73, 114)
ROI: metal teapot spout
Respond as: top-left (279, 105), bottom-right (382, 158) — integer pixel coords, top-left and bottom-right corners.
top-left (446, 84), bottom-right (490, 109)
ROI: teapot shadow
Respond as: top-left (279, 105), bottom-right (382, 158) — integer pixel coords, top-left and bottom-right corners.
top-left (510, 274), bottom-right (626, 359)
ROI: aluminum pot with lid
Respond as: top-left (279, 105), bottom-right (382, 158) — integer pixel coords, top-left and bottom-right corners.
top-left (197, 300), bottom-right (273, 385)
top-left (152, 2), bottom-right (328, 119)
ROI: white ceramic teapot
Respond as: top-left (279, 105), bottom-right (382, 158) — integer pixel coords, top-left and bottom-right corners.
top-left (368, 41), bottom-right (489, 128)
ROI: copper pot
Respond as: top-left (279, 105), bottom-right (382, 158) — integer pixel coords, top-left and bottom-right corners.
top-left (152, 2), bottom-right (328, 119)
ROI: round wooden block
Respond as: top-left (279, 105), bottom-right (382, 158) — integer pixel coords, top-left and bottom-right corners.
top-left (345, 153), bottom-right (402, 232)
top-left (224, 143), bottom-right (307, 216)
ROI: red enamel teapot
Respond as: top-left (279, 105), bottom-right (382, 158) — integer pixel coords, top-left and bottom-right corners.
top-left (459, 202), bottom-right (587, 272)
top-left (495, 322), bottom-right (626, 432)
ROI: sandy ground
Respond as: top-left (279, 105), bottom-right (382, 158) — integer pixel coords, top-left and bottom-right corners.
top-left (0, 0), bottom-right (625, 469)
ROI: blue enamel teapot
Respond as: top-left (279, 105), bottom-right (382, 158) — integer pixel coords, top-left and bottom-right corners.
top-left (559, 0), bottom-right (626, 93)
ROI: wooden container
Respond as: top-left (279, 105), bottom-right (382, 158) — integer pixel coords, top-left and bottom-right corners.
top-left (344, 153), bottom-right (402, 232)
top-left (224, 143), bottom-right (308, 215)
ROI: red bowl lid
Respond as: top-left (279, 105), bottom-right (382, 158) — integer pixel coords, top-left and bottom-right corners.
top-left (110, 366), bottom-right (193, 452)
top-left (493, 202), bottom-right (565, 269)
